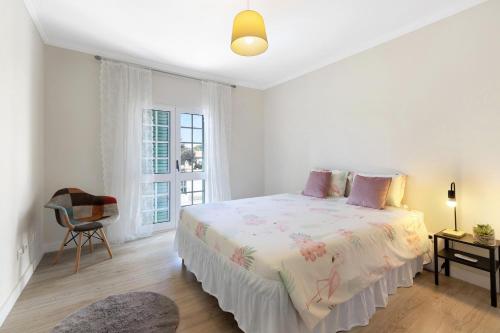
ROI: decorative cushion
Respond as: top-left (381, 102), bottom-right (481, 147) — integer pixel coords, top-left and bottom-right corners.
top-left (346, 175), bottom-right (392, 209)
top-left (313, 169), bottom-right (349, 198)
top-left (329, 170), bottom-right (349, 197)
top-left (303, 171), bottom-right (332, 198)
top-left (345, 172), bottom-right (407, 207)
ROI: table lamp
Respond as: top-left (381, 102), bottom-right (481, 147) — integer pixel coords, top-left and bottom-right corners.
top-left (442, 182), bottom-right (466, 238)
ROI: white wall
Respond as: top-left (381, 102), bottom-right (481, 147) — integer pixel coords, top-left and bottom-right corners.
top-left (263, 0), bottom-right (500, 288)
top-left (153, 73), bottom-right (265, 199)
top-left (43, 46), bottom-right (265, 248)
top-left (0, 0), bottom-right (45, 325)
top-left (43, 47), bottom-right (103, 250)
top-left (230, 87), bottom-right (265, 199)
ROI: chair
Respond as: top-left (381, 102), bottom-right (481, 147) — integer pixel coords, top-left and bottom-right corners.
top-left (45, 188), bottom-right (119, 272)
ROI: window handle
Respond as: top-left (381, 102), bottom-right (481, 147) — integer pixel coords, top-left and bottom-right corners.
top-left (176, 160), bottom-right (180, 172)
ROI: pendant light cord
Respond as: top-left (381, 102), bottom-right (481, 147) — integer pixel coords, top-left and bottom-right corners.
top-left (247, 0), bottom-right (250, 9)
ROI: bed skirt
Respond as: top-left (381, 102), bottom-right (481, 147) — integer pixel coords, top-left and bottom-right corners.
top-left (175, 224), bottom-right (423, 333)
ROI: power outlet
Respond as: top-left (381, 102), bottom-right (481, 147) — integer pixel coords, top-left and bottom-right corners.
top-left (17, 247), bottom-right (25, 259)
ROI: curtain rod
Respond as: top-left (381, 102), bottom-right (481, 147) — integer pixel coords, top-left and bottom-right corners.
top-left (94, 55), bottom-right (236, 88)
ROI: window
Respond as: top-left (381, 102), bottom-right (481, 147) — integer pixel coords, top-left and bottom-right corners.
top-left (179, 112), bottom-right (205, 207)
top-left (142, 109), bottom-right (172, 225)
top-left (140, 108), bottom-right (206, 228)
top-left (142, 110), bottom-right (169, 174)
top-left (180, 113), bottom-right (204, 173)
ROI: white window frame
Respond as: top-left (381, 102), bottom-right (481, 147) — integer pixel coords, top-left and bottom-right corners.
top-left (142, 105), bottom-right (177, 232)
top-left (140, 105), bottom-right (207, 232)
top-left (176, 108), bottom-right (206, 215)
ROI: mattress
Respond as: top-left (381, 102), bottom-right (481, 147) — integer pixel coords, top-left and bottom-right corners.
top-left (178, 193), bottom-right (429, 329)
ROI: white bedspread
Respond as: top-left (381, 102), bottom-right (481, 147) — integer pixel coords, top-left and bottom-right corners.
top-left (179, 193), bottom-right (430, 329)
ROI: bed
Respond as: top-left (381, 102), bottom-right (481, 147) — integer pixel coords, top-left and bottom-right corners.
top-left (175, 193), bottom-right (429, 333)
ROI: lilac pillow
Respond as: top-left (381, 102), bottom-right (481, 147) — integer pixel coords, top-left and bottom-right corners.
top-left (346, 175), bottom-right (392, 209)
top-left (303, 171), bottom-right (332, 198)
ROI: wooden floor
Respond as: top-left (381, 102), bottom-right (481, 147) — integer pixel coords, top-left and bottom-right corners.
top-left (2, 232), bottom-right (500, 333)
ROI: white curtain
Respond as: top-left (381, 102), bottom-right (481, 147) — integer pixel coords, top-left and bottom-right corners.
top-left (202, 81), bottom-right (232, 202)
top-left (100, 60), bottom-right (153, 243)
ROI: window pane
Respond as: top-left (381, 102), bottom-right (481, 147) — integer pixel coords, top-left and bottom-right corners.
top-left (155, 143), bottom-right (168, 158)
top-left (143, 126), bottom-right (154, 141)
top-left (142, 142), bottom-right (154, 158)
top-left (193, 129), bottom-right (203, 143)
top-left (193, 115), bottom-right (203, 128)
top-left (181, 192), bottom-right (192, 206)
top-left (156, 126), bottom-right (168, 142)
top-left (156, 196), bottom-right (168, 209)
top-left (193, 192), bottom-right (204, 205)
top-left (155, 110), bottom-right (169, 126)
top-left (156, 182), bottom-right (168, 194)
top-left (193, 144), bottom-right (203, 171)
top-left (180, 128), bottom-right (192, 143)
top-left (181, 143), bottom-right (193, 172)
top-left (141, 182), bottom-right (154, 195)
top-left (156, 210), bottom-right (169, 222)
top-left (155, 159), bottom-right (168, 174)
top-left (180, 113), bottom-right (192, 127)
top-left (143, 110), bottom-right (154, 125)
top-left (142, 196), bottom-right (155, 211)
top-left (142, 211), bottom-right (154, 225)
top-left (141, 181), bottom-right (170, 224)
top-left (193, 180), bottom-right (203, 192)
top-left (142, 159), bottom-right (154, 174)
top-left (180, 180), bottom-right (204, 207)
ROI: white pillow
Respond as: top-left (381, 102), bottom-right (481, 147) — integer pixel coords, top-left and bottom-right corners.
top-left (329, 170), bottom-right (349, 197)
top-left (346, 172), bottom-right (407, 207)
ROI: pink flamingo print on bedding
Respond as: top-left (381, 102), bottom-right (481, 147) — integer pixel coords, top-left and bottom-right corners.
top-left (305, 252), bottom-right (344, 310)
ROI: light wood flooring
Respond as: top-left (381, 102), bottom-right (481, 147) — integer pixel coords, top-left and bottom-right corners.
top-left (2, 231), bottom-right (500, 333)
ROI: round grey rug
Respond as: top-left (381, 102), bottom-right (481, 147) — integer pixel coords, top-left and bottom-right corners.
top-left (52, 291), bottom-right (179, 333)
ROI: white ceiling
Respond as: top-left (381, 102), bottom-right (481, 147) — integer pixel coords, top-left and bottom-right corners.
top-left (26, 0), bottom-right (485, 89)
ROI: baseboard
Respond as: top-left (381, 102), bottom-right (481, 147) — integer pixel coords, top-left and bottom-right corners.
top-left (0, 250), bottom-right (44, 327)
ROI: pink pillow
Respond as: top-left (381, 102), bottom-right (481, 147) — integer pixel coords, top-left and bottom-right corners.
top-left (346, 175), bottom-right (392, 209)
top-left (303, 171), bottom-right (332, 198)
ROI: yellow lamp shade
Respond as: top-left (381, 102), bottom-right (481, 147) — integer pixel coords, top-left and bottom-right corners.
top-left (231, 10), bottom-right (268, 56)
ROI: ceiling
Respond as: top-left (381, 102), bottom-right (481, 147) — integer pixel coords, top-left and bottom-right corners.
top-left (26, 0), bottom-right (485, 89)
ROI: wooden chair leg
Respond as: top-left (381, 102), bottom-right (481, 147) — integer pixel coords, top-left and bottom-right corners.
top-left (99, 228), bottom-right (113, 259)
top-left (88, 232), bottom-right (93, 253)
top-left (53, 229), bottom-right (71, 265)
top-left (75, 232), bottom-right (83, 273)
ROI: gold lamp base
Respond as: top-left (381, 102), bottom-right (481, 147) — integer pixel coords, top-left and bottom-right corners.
top-left (442, 228), bottom-right (466, 238)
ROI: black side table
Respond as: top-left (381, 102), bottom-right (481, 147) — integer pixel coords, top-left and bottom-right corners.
top-left (434, 231), bottom-right (500, 307)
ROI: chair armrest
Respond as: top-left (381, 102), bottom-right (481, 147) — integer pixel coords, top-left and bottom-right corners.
top-left (44, 203), bottom-right (72, 228)
top-left (44, 202), bottom-right (66, 210)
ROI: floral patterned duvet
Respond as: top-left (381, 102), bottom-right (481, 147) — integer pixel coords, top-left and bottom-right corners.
top-left (178, 193), bottom-right (430, 330)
